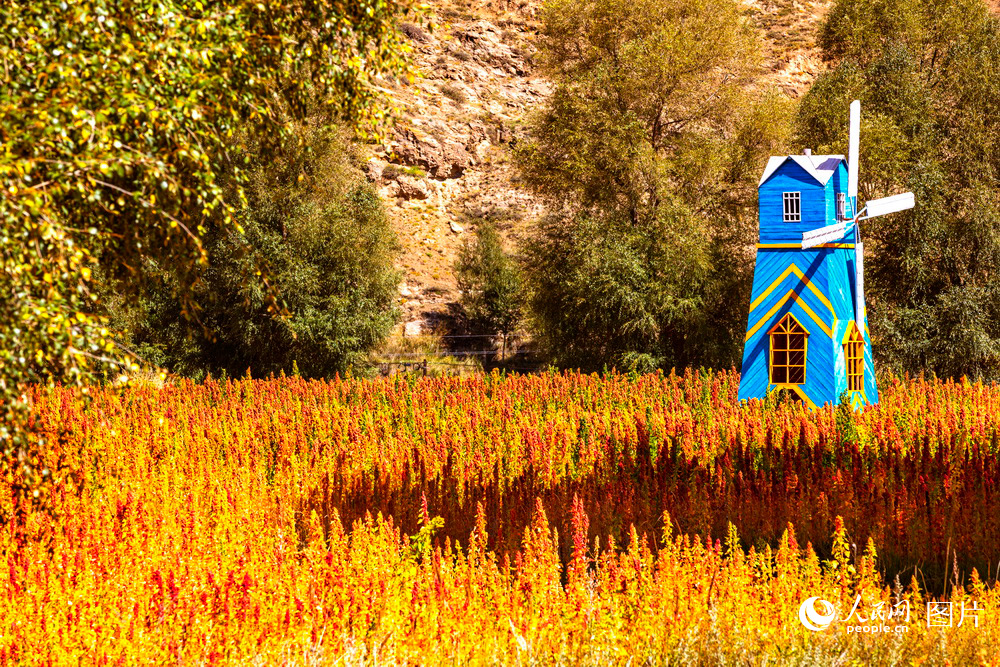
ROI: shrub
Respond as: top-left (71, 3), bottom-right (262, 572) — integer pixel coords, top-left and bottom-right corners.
top-left (383, 163), bottom-right (404, 180)
top-left (456, 222), bottom-right (524, 359)
top-left (111, 122), bottom-right (400, 379)
top-left (441, 82), bottom-right (468, 104)
top-left (400, 20), bottom-right (430, 42)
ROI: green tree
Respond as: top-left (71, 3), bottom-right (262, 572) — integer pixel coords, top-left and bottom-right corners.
top-left (456, 222), bottom-right (524, 361)
top-left (109, 122), bottom-right (399, 379)
top-left (798, 0), bottom-right (1000, 379)
top-left (0, 0), bottom-right (420, 516)
top-left (516, 0), bottom-right (791, 371)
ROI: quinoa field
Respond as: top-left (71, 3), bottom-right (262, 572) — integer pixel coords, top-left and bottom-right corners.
top-left (4, 370), bottom-right (1000, 664)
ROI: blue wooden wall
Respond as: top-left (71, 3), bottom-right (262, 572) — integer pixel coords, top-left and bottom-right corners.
top-left (758, 162), bottom-right (827, 242)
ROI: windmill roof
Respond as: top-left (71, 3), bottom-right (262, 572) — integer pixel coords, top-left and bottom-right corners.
top-left (759, 154), bottom-right (846, 187)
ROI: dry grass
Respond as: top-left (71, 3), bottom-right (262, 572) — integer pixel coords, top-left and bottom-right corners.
top-left (441, 82), bottom-right (468, 104)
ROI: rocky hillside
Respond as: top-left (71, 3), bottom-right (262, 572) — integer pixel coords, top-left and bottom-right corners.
top-left (368, 0), bottom-right (834, 339)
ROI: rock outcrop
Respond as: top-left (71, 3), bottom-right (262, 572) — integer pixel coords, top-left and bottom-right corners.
top-left (369, 0), bottom-right (549, 333)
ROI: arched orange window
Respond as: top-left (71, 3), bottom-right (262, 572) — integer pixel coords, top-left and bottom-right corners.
top-left (844, 325), bottom-right (864, 391)
top-left (769, 314), bottom-right (808, 385)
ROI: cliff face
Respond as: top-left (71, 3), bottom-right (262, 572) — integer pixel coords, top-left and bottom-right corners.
top-left (370, 0), bottom-right (834, 337)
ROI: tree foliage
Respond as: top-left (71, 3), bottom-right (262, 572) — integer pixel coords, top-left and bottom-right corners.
top-left (516, 0), bottom-right (791, 371)
top-left (109, 122), bottom-right (399, 379)
top-left (798, 0), bottom-right (1000, 379)
top-left (0, 0), bottom-right (419, 515)
top-left (455, 222), bottom-right (523, 359)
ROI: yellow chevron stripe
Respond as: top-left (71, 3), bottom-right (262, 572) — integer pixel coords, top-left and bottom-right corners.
top-left (745, 289), bottom-right (834, 341)
top-left (749, 264), bottom-right (834, 316)
top-left (757, 243), bottom-right (855, 249)
top-left (770, 383), bottom-right (818, 410)
top-left (841, 321), bottom-right (863, 344)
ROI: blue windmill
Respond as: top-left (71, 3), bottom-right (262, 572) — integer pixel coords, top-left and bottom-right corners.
top-left (737, 101), bottom-right (914, 409)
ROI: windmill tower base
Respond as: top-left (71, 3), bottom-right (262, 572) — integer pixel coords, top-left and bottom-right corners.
top-left (737, 243), bottom-right (878, 410)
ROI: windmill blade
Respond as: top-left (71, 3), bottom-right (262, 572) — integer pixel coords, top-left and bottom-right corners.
top-left (848, 100), bottom-right (860, 199)
top-left (860, 192), bottom-right (915, 220)
top-left (855, 241), bottom-right (865, 323)
top-left (801, 220), bottom-right (849, 249)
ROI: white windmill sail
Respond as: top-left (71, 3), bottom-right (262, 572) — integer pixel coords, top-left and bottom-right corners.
top-left (849, 100), bottom-right (863, 322)
top-left (848, 100), bottom-right (860, 201)
top-left (859, 192), bottom-right (915, 219)
top-left (801, 220), bottom-right (849, 249)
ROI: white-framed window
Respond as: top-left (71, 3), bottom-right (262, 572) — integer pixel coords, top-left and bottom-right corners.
top-left (783, 192), bottom-right (801, 222)
top-left (837, 192), bottom-right (847, 221)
